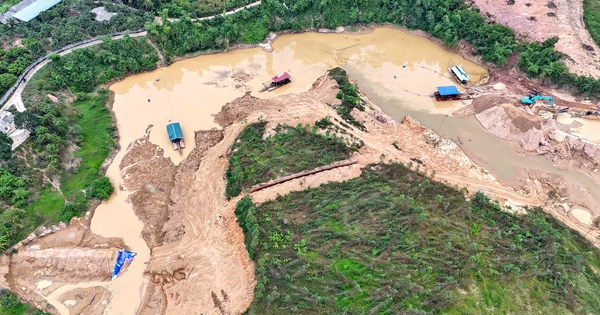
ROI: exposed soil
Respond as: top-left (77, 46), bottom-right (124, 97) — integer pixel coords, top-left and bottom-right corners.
top-left (6, 71), bottom-right (600, 315)
top-left (469, 0), bottom-right (600, 78)
top-left (58, 286), bottom-right (110, 315)
top-left (0, 216), bottom-right (125, 313)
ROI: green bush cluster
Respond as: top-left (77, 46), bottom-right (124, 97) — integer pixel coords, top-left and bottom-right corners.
top-left (0, 47), bottom-right (33, 95)
top-left (225, 121), bottom-right (357, 199)
top-left (328, 67), bottom-right (366, 130)
top-left (85, 177), bottom-right (114, 200)
top-left (45, 36), bottom-right (158, 92)
top-left (0, 289), bottom-right (49, 314)
top-left (127, 0), bottom-right (255, 19)
top-left (235, 162), bottom-right (600, 314)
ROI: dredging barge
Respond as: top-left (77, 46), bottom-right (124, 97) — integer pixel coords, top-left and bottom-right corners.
top-left (166, 122), bottom-right (185, 155)
top-left (448, 65), bottom-right (471, 86)
top-left (432, 85), bottom-right (473, 101)
top-left (259, 72), bottom-right (291, 92)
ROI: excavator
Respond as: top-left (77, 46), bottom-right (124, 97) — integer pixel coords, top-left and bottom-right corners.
top-left (521, 91), bottom-right (554, 106)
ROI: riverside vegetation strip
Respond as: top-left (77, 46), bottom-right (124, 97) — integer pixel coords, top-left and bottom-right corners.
top-left (0, 35), bottom-right (158, 258)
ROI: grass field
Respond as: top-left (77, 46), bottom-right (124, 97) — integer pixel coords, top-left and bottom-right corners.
top-left (59, 91), bottom-right (114, 201)
top-left (236, 163), bottom-right (600, 314)
top-left (225, 121), bottom-right (358, 199)
top-left (22, 91), bottom-right (114, 234)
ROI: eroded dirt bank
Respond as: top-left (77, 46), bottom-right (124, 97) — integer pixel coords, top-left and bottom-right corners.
top-left (6, 72), bottom-right (600, 314)
top-left (0, 216), bottom-right (126, 314)
top-left (129, 73), bottom-right (600, 313)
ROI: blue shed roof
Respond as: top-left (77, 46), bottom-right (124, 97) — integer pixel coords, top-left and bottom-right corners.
top-left (437, 85), bottom-right (460, 96)
top-left (12, 0), bottom-right (61, 22)
top-left (166, 122), bottom-right (183, 141)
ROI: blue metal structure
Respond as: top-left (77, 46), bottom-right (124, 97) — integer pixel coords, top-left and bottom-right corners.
top-left (111, 250), bottom-right (136, 280)
top-left (12, 0), bottom-right (61, 22)
top-left (436, 85), bottom-right (460, 97)
top-left (166, 122), bottom-right (183, 141)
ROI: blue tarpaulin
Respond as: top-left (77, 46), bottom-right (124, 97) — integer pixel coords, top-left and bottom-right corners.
top-left (436, 85), bottom-right (460, 96)
top-left (112, 250), bottom-right (137, 280)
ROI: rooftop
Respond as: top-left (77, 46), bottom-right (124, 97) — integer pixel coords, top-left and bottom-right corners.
top-left (272, 72), bottom-right (291, 83)
top-left (166, 122), bottom-right (183, 141)
top-left (436, 85), bottom-right (460, 96)
top-left (12, 0), bottom-right (62, 22)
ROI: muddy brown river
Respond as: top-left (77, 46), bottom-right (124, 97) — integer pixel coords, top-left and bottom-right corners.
top-left (73, 27), bottom-right (600, 314)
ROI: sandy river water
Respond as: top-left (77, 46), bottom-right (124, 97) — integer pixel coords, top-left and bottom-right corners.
top-left (43, 27), bottom-right (600, 314)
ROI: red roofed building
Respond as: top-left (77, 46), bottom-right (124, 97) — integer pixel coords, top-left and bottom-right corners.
top-left (271, 72), bottom-right (291, 85)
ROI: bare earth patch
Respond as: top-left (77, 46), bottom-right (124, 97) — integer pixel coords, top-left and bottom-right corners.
top-left (6, 73), bottom-right (600, 314)
top-left (470, 0), bottom-right (600, 77)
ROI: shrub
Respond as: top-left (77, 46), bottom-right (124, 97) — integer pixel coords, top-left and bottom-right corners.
top-left (85, 177), bottom-right (114, 200)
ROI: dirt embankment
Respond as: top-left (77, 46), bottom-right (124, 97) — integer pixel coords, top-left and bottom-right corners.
top-left (0, 216), bottom-right (125, 314)
top-left (457, 93), bottom-right (600, 178)
top-left (7, 72), bottom-right (600, 315)
top-left (469, 0), bottom-right (600, 78)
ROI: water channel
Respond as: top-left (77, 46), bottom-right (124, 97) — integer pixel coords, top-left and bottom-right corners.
top-left (47, 27), bottom-right (600, 314)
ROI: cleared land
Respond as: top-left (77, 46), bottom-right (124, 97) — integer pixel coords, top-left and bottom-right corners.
top-left (469, 0), bottom-right (600, 78)
top-left (5, 69), bottom-right (600, 314)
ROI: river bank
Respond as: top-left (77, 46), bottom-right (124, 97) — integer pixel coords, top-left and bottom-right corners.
top-left (5, 26), bottom-right (600, 314)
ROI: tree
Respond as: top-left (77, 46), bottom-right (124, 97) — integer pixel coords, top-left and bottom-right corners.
top-left (86, 177), bottom-right (114, 200)
top-left (14, 111), bottom-right (40, 133)
top-left (0, 73), bottom-right (17, 89)
top-left (0, 133), bottom-right (13, 161)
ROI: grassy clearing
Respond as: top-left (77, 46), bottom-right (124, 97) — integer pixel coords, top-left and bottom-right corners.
top-left (225, 121), bottom-right (358, 199)
top-left (21, 91), bottom-right (114, 235)
top-left (236, 163), bottom-right (600, 314)
top-left (59, 91), bottom-right (114, 201)
top-left (0, 289), bottom-right (49, 315)
top-left (584, 0), bottom-right (600, 47)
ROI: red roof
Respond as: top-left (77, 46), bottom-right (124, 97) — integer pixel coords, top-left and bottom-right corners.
top-left (272, 72), bottom-right (291, 83)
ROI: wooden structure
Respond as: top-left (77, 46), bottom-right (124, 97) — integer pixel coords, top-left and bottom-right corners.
top-left (259, 72), bottom-right (291, 92)
top-left (166, 122), bottom-right (185, 155)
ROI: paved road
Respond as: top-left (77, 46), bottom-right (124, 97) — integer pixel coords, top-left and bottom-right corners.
top-left (0, 1), bottom-right (261, 149)
top-left (2, 0), bottom-right (262, 113)
top-left (2, 31), bottom-right (148, 114)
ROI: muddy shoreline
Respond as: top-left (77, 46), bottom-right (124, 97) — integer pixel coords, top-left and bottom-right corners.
top-left (7, 25), bottom-right (600, 315)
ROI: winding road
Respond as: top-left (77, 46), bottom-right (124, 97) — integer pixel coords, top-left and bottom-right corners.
top-left (0, 0), bottom-right (262, 141)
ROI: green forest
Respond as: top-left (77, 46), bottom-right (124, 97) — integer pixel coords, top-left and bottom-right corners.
top-left (225, 121), bottom-right (357, 199)
top-left (236, 162), bottom-right (600, 314)
top-left (0, 0), bottom-right (152, 96)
